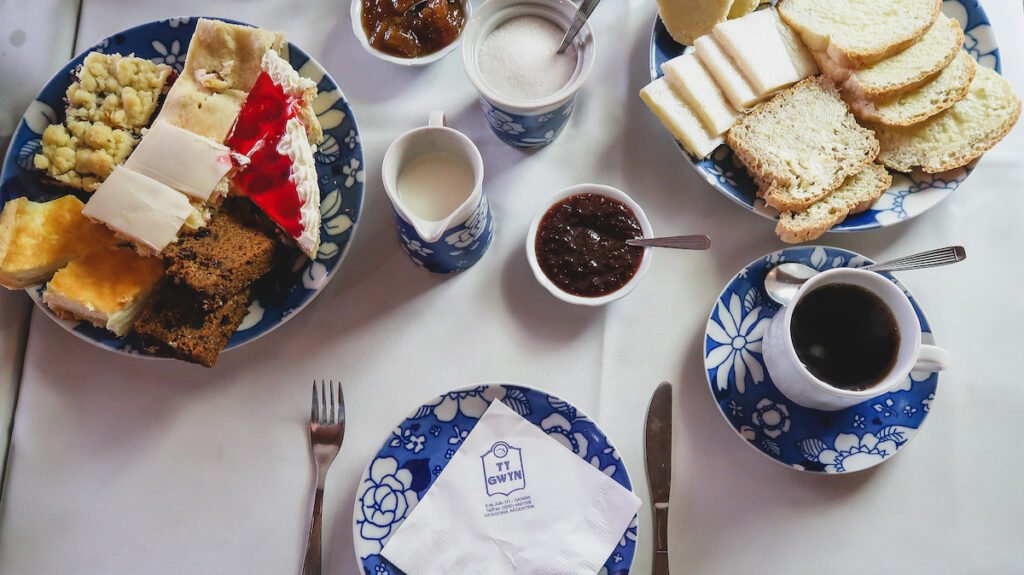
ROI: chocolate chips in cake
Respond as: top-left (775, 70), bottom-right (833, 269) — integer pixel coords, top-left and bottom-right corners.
top-left (163, 210), bottom-right (277, 310)
top-left (134, 284), bottom-right (253, 368)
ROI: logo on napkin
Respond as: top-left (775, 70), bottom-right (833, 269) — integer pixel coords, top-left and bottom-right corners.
top-left (481, 441), bottom-right (526, 497)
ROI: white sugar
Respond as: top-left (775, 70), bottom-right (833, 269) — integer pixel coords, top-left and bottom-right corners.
top-left (477, 15), bottom-right (578, 102)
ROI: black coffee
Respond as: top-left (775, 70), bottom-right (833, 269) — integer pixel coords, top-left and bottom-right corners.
top-left (790, 283), bottom-right (900, 391)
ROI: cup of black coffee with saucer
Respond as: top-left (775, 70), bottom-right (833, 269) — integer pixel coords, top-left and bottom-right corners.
top-left (761, 268), bottom-right (949, 411)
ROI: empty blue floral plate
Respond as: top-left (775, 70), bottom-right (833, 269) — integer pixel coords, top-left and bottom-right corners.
top-left (649, 0), bottom-right (1000, 232)
top-left (0, 17), bottom-right (364, 357)
top-left (704, 247), bottom-right (939, 473)
top-left (353, 383), bottom-right (638, 574)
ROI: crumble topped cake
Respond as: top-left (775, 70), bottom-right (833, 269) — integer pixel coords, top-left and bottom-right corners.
top-left (163, 210), bottom-right (278, 310)
top-left (134, 284), bottom-right (254, 368)
top-left (0, 196), bottom-right (117, 289)
top-left (43, 245), bottom-right (164, 336)
top-left (33, 53), bottom-right (173, 192)
top-left (226, 50), bottom-right (322, 258)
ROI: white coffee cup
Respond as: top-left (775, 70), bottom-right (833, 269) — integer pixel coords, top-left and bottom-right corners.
top-left (762, 268), bottom-right (949, 411)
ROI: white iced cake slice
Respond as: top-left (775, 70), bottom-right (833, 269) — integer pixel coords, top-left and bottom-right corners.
top-left (662, 53), bottom-right (740, 135)
top-left (640, 77), bottom-right (723, 158)
top-left (82, 166), bottom-right (195, 254)
top-left (713, 8), bottom-right (818, 97)
top-left (44, 245), bottom-right (164, 336)
top-left (125, 120), bottom-right (233, 202)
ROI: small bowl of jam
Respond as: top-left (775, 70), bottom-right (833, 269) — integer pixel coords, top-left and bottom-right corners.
top-left (352, 0), bottom-right (470, 66)
top-left (527, 184), bottom-right (653, 306)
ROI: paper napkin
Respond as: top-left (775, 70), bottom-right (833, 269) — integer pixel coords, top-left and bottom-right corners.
top-left (381, 399), bottom-right (641, 574)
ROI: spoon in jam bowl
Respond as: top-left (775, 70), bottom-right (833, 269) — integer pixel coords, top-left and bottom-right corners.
top-left (626, 235), bottom-right (711, 250)
top-left (764, 246), bottom-right (967, 306)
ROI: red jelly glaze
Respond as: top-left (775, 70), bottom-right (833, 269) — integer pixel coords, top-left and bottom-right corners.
top-left (226, 72), bottom-right (306, 239)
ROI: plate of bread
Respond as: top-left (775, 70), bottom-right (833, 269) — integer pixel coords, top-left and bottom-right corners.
top-left (0, 18), bottom-right (364, 367)
top-left (644, 0), bottom-right (1021, 243)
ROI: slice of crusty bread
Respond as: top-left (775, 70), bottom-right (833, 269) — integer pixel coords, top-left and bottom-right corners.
top-left (658, 0), bottom-right (735, 45)
top-left (726, 76), bottom-right (879, 211)
top-left (848, 50), bottom-right (976, 126)
top-left (776, 164), bottom-right (892, 243)
top-left (815, 13), bottom-right (964, 101)
top-left (779, 0), bottom-right (941, 68)
top-left (872, 66), bottom-right (1022, 173)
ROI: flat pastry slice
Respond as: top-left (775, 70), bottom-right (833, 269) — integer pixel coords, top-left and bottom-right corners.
top-left (225, 51), bottom-right (322, 258)
top-left (871, 66), bottom-right (1022, 173)
top-left (125, 120), bottom-right (233, 202)
top-left (157, 18), bottom-right (287, 142)
top-left (43, 246), bottom-right (163, 336)
top-left (776, 163), bottom-right (892, 243)
top-left (0, 196), bottom-right (117, 289)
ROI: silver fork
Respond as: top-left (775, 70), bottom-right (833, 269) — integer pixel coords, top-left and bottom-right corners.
top-left (301, 380), bottom-right (346, 575)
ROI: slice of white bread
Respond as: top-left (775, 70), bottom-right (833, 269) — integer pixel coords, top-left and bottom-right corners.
top-left (872, 66), bottom-right (1022, 173)
top-left (728, 0), bottom-right (761, 18)
top-left (776, 163), bottom-right (892, 243)
top-left (663, 54), bottom-right (740, 135)
top-left (658, 0), bottom-right (734, 46)
top-left (848, 50), bottom-right (976, 126)
top-left (713, 9), bottom-right (818, 96)
top-left (815, 14), bottom-right (964, 101)
top-left (778, 0), bottom-right (941, 68)
top-left (641, 77), bottom-right (724, 158)
top-left (727, 76), bottom-right (879, 211)
top-left (694, 35), bottom-right (763, 110)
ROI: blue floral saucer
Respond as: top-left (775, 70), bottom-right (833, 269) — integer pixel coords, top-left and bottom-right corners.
top-left (0, 17), bottom-right (364, 357)
top-left (352, 384), bottom-right (638, 574)
top-left (704, 247), bottom-right (940, 473)
top-left (649, 0), bottom-right (1000, 233)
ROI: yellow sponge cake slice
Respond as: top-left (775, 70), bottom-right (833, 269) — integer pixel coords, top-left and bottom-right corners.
top-left (43, 246), bottom-right (164, 336)
top-left (0, 195), bottom-right (117, 289)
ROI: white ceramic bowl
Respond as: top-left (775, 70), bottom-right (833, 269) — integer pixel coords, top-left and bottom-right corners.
top-left (527, 184), bottom-right (654, 307)
top-left (351, 0), bottom-right (472, 66)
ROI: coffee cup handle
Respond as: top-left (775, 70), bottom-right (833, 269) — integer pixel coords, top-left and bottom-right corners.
top-left (913, 344), bottom-right (949, 373)
top-left (428, 110), bottom-right (446, 128)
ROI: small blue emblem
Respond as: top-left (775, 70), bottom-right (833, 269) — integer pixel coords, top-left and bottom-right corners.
top-left (481, 441), bottom-right (526, 497)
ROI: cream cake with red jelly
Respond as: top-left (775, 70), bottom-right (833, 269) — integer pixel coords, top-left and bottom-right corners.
top-left (226, 51), bottom-right (321, 258)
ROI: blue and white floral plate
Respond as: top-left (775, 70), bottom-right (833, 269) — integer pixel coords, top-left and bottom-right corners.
top-left (649, 0), bottom-right (1000, 232)
top-left (704, 247), bottom-right (939, 473)
top-left (353, 383), bottom-right (638, 574)
top-left (0, 17), bottom-right (364, 357)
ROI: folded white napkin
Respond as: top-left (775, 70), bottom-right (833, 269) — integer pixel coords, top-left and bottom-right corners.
top-left (381, 399), bottom-right (641, 574)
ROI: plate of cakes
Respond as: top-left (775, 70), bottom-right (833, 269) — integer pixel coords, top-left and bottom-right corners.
top-left (643, 0), bottom-right (1021, 243)
top-left (0, 17), bottom-right (365, 367)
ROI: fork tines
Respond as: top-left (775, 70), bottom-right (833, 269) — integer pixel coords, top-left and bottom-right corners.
top-left (311, 380), bottom-right (345, 425)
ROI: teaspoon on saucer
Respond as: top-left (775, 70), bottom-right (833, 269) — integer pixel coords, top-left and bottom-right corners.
top-left (626, 234), bottom-right (711, 250)
top-left (764, 245), bottom-right (967, 306)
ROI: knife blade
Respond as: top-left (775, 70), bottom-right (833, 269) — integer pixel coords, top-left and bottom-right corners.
top-left (645, 382), bottom-right (673, 575)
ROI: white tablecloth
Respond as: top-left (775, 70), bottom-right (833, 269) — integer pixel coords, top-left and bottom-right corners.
top-left (1, 1), bottom-right (1022, 573)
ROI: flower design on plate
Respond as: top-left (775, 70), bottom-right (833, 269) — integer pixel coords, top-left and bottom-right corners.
top-left (922, 392), bottom-right (935, 412)
top-left (798, 427), bottom-right (912, 473)
top-left (706, 290), bottom-right (768, 394)
top-left (414, 385), bottom-right (503, 422)
top-left (165, 17), bottom-right (191, 28)
top-left (389, 426), bottom-right (426, 453)
top-left (150, 39), bottom-right (184, 70)
top-left (344, 129), bottom-right (360, 150)
top-left (342, 158), bottom-right (364, 188)
top-left (751, 398), bottom-right (790, 439)
top-left (356, 457), bottom-right (420, 553)
top-left (315, 134), bottom-right (341, 164)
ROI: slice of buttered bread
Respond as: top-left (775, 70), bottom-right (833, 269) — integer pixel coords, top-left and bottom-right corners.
top-left (815, 13), bottom-right (964, 100)
top-left (779, 0), bottom-right (941, 68)
top-left (848, 50), bottom-right (976, 126)
top-left (658, 0), bottom-right (734, 45)
top-left (776, 164), bottom-right (892, 243)
top-left (727, 76), bottom-right (879, 212)
top-left (872, 66), bottom-right (1022, 173)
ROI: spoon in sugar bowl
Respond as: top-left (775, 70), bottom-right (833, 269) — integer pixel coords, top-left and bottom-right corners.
top-left (556, 0), bottom-right (601, 53)
top-left (764, 245), bottom-right (967, 306)
top-left (627, 234), bottom-right (712, 250)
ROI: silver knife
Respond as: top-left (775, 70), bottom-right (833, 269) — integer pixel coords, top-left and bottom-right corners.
top-left (645, 382), bottom-right (673, 575)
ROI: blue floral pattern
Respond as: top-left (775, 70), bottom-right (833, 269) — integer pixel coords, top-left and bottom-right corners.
top-left (650, 0), bottom-right (1001, 233)
top-left (0, 18), bottom-right (364, 356)
top-left (394, 195), bottom-right (494, 274)
top-left (353, 384), bottom-right (637, 574)
top-left (479, 97), bottom-right (577, 149)
top-left (704, 247), bottom-right (940, 473)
